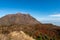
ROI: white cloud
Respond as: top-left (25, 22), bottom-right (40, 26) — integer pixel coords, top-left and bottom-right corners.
top-left (39, 14), bottom-right (60, 26)
top-left (49, 14), bottom-right (60, 17)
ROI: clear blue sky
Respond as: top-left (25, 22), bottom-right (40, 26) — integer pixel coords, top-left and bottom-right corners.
top-left (0, 0), bottom-right (60, 26)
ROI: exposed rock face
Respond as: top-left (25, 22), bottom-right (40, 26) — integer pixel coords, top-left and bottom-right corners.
top-left (0, 13), bottom-right (40, 26)
top-left (8, 31), bottom-right (35, 40)
top-left (0, 31), bottom-right (35, 40)
top-left (0, 34), bottom-right (8, 40)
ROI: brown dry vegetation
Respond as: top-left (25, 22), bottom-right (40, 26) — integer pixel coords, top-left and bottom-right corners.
top-left (0, 13), bottom-right (60, 40)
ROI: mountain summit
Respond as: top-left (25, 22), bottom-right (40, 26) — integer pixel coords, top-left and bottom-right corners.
top-left (0, 13), bottom-right (40, 26)
top-left (0, 13), bottom-right (60, 40)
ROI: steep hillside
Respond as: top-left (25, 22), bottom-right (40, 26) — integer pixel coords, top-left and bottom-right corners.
top-left (0, 13), bottom-right (60, 40)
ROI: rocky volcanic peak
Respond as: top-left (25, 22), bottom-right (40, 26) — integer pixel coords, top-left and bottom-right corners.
top-left (0, 13), bottom-right (40, 26)
top-left (0, 13), bottom-right (60, 40)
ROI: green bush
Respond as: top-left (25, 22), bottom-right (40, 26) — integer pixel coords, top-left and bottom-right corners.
top-left (36, 33), bottom-right (56, 40)
top-left (36, 34), bottom-right (42, 40)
